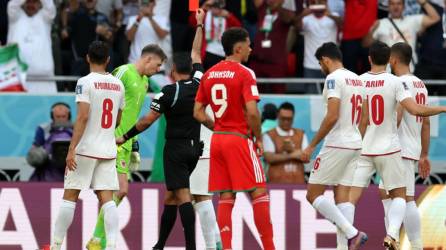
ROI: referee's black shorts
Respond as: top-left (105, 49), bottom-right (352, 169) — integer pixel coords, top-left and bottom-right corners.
top-left (163, 139), bottom-right (201, 191)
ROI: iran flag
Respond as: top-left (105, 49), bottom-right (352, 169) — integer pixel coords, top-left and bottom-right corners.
top-left (0, 44), bottom-right (27, 91)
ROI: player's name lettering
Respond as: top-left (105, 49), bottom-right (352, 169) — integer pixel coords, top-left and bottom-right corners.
top-left (94, 82), bottom-right (121, 91)
top-left (345, 78), bottom-right (362, 87)
top-left (365, 80), bottom-right (384, 88)
top-left (413, 81), bottom-right (425, 89)
top-left (208, 71), bottom-right (235, 79)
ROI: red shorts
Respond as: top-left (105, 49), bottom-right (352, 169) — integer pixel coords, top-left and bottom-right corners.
top-left (209, 133), bottom-right (266, 192)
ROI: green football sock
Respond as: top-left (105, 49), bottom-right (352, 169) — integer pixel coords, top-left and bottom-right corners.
top-left (93, 195), bottom-right (122, 249)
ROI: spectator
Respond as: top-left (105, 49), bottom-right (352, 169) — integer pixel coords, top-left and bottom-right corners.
top-left (96, 0), bottom-right (123, 27)
top-left (27, 102), bottom-right (73, 182)
top-left (415, 0), bottom-right (446, 89)
top-left (126, 0), bottom-right (169, 64)
top-left (154, 0), bottom-right (173, 72)
top-left (363, 0), bottom-right (441, 68)
top-left (341, 0), bottom-right (377, 75)
top-left (263, 102), bottom-right (308, 184)
top-left (297, 0), bottom-right (341, 79)
top-left (66, 0), bottom-right (113, 76)
top-left (95, 0), bottom-right (124, 66)
top-left (249, 0), bottom-right (294, 92)
top-left (261, 103), bottom-right (278, 134)
top-left (7, 0), bottom-right (57, 93)
top-left (114, 0), bottom-right (140, 66)
top-left (190, 0), bottom-right (241, 70)
top-left (225, 0), bottom-right (258, 42)
top-left (0, 0), bottom-right (8, 45)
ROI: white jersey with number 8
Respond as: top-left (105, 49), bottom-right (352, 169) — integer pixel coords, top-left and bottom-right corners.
top-left (360, 72), bottom-right (412, 156)
top-left (322, 68), bottom-right (363, 149)
top-left (75, 72), bottom-right (125, 159)
top-left (398, 74), bottom-right (428, 160)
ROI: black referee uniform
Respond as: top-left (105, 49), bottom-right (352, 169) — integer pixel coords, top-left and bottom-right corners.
top-left (150, 63), bottom-right (204, 191)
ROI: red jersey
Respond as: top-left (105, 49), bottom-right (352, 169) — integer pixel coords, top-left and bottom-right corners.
top-left (195, 61), bottom-right (260, 135)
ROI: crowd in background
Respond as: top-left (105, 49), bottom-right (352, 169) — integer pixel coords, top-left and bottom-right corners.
top-left (1, 0), bottom-right (446, 94)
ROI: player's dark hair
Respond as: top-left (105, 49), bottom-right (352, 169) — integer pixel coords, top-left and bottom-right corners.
top-left (278, 102), bottom-right (295, 114)
top-left (141, 44), bottom-right (167, 61)
top-left (173, 52), bottom-right (192, 74)
top-left (87, 41), bottom-right (109, 64)
top-left (369, 41), bottom-right (391, 66)
top-left (391, 42), bottom-right (412, 66)
top-left (262, 103), bottom-right (278, 121)
top-left (221, 27), bottom-right (249, 56)
top-left (315, 42), bottom-right (342, 61)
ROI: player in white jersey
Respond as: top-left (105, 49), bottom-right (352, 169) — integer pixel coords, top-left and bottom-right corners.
top-left (301, 42), bottom-right (368, 250)
top-left (190, 106), bottom-right (222, 250)
top-left (51, 41), bottom-right (125, 250)
top-left (349, 41), bottom-right (446, 250)
top-left (376, 42), bottom-right (431, 250)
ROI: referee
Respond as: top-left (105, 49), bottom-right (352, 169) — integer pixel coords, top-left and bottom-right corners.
top-left (116, 9), bottom-right (210, 250)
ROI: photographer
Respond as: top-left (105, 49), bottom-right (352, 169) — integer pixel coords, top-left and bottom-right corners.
top-left (27, 102), bottom-right (73, 182)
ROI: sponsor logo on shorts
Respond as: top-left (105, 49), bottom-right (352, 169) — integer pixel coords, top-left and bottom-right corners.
top-left (121, 160), bottom-right (127, 168)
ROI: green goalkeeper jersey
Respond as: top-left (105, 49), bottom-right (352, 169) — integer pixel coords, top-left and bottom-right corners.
top-left (113, 64), bottom-right (149, 151)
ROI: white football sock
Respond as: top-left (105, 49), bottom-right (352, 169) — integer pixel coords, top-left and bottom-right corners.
top-left (404, 201), bottom-right (422, 249)
top-left (103, 201), bottom-right (119, 250)
top-left (381, 198), bottom-right (391, 233)
top-left (52, 200), bottom-right (76, 249)
top-left (195, 200), bottom-right (218, 249)
top-left (387, 197), bottom-right (406, 240)
top-left (336, 202), bottom-right (355, 249)
top-left (312, 196), bottom-right (358, 239)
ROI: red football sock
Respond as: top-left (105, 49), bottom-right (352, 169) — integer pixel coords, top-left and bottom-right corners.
top-left (217, 197), bottom-right (235, 250)
top-left (252, 194), bottom-right (275, 250)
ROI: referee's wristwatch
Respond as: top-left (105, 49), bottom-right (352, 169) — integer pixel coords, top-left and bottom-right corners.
top-left (197, 23), bottom-right (204, 29)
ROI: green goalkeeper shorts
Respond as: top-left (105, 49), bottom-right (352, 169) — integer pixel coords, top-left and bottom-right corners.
top-left (116, 145), bottom-right (132, 175)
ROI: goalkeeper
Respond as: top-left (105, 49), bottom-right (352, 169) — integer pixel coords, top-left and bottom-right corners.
top-left (87, 44), bottom-right (167, 250)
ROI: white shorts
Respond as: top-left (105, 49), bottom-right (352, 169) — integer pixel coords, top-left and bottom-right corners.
top-left (379, 158), bottom-right (417, 196)
top-left (308, 147), bottom-right (360, 186)
top-left (190, 158), bottom-right (212, 196)
top-left (351, 152), bottom-right (406, 192)
top-left (64, 155), bottom-right (119, 190)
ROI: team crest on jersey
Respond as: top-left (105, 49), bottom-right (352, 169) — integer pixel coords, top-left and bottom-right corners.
top-left (327, 79), bottom-right (335, 89)
top-left (75, 85), bottom-right (82, 94)
top-left (402, 82), bottom-right (409, 90)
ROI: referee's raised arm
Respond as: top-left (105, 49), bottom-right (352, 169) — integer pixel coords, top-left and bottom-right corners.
top-left (191, 9), bottom-right (205, 65)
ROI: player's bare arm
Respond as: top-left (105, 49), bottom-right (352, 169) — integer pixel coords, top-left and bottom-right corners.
top-left (419, 116), bottom-right (431, 178)
top-left (302, 97), bottom-right (340, 162)
top-left (359, 98), bottom-right (369, 138)
top-left (66, 102), bottom-right (90, 171)
top-left (245, 100), bottom-right (263, 155)
top-left (193, 101), bottom-right (214, 130)
top-left (116, 109), bottom-right (161, 145)
top-left (400, 97), bottom-right (446, 117)
top-left (191, 9), bottom-right (204, 64)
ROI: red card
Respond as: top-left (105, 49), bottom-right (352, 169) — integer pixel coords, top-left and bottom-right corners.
top-left (189, 0), bottom-right (199, 11)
